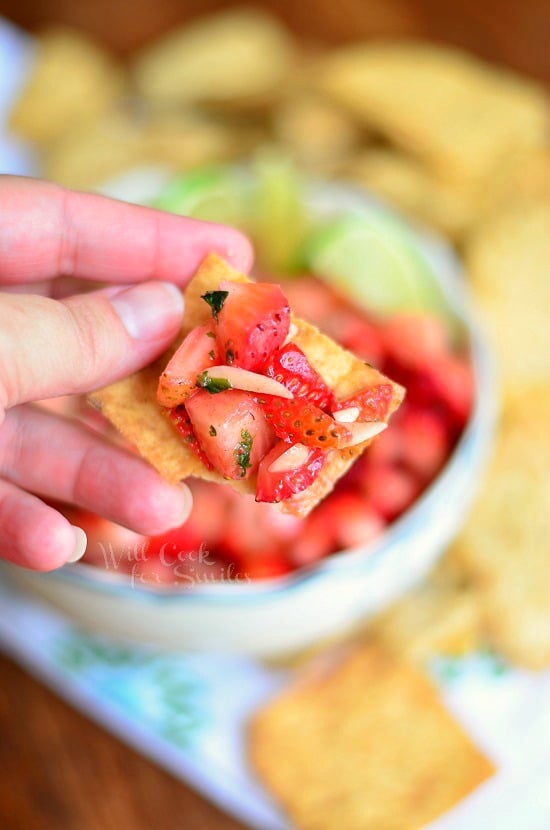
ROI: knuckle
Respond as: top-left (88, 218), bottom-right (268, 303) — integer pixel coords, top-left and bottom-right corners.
top-left (63, 296), bottom-right (125, 388)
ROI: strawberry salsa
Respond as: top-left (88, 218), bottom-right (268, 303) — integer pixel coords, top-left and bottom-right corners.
top-left (156, 279), bottom-right (395, 504)
top-left (77, 275), bottom-right (474, 583)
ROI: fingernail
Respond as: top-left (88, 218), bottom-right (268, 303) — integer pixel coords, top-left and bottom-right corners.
top-left (110, 282), bottom-right (184, 340)
top-left (66, 526), bottom-right (87, 564)
top-left (174, 483), bottom-right (193, 527)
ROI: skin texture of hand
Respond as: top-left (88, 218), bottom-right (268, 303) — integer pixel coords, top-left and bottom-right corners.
top-left (0, 175), bottom-right (253, 570)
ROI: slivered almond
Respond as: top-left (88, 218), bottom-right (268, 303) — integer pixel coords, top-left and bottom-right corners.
top-left (268, 443), bottom-right (311, 473)
top-left (282, 322), bottom-right (299, 346)
top-left (201, 366), bottom-right (293, 398)
top-left (338, 421), bottom-right (387, 447)
top-left (333, 406), bottom-right (360, 423)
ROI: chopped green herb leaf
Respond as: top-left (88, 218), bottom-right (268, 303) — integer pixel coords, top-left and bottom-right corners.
top-left (196, 371), bottom-right (232, 394)
top-left (209, 425), bottom-right (217, 437)
top-left (234, 428), bottom-right (253, 477)
top-left (206, 330), bottom-right (216, 338)
top-left (201, 290), bottom-right (229, 322)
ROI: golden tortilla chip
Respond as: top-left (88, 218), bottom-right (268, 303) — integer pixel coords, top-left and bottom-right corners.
top-left (451, 383), bottom-right (550, 669)
top-left (316, 41), bottom-right (549, 182)
top-left (10, 27), bottom-right (125, 146)
top-left (273, 93), bottom-right (361, 173)
top-left (465, 200), bottom-right (550, 386)
top-left (132, 8), bottom-right (296, 109)
top-left (43, 110), bottom-right (149, 190)
top-left (345, 148), bottom-right (481, 240)
top-left (91, 255), bottom-right (403, 517)
top-left (366, 554), bottom-right (483, 662)
top-left (249, 645), bottom-right (495, 830)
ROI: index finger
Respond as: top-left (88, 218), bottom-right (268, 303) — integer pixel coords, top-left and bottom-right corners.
top-left (0, 175), bottom-right (253, 286)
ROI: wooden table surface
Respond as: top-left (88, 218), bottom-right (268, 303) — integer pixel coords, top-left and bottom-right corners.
top-left (0, 2), bottom-right (548, 828)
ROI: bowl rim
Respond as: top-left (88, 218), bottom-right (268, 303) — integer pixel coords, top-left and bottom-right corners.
top-left (49, 179), bottom-right (497, 603)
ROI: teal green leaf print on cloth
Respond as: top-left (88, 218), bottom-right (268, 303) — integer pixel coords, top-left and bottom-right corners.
top-left (54, 631), bottom-right (205, 748)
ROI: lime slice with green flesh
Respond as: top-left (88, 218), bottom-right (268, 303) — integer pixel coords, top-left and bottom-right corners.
top-left (303, 212), bottom-right (450, 318)
top-left (249, 151), bottom-right (311, 275)
top-left (152, 166), bottom-right (248, 228)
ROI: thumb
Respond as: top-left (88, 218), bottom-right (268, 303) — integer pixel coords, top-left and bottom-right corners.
top-left (0, 282), bottom-right (184, 413)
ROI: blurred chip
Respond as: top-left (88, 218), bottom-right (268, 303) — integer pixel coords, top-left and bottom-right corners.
top-left (143, 110), bottom-right (261, 169)
top-left (43, 110), bottom-right (149, 189)
top-left (465, 200), bottom-right (550, 385)
top-left (316, 42), bottom-right (549, 182)
top-left (273, 93), bottom-right (361, 173)
top-left (9, 26), bottom-right (125, 146)
top-left (367, 556), bottom-right (483, 661)
top-left (481, 148), bottom-right (550, 219)
top-left (344, 148), bottom-right (483, 239)
top-left (451, 383), bottom-right (550, 669)
top-left (132, 8), bottom-right (296, 108)
top-left (250, 645), bottom-right (494, 830)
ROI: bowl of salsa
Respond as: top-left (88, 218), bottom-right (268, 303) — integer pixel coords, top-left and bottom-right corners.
top-left (9, 161), bottom-right (495, 657)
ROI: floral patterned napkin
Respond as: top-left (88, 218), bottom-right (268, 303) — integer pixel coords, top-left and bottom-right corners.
top-left (0, 576), bottom-right (549, 829)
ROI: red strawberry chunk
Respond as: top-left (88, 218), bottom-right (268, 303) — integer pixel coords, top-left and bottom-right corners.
top-left (263, 343), bottom-right (336, 410)
top-left (360, 463), bottom-right (420, 521)
top-left (333, 383), bottom-right (394, 422)
top-left (258, 396), bottom-right (352, 448)
top-left (157, 324), bottom-right (219, 407)
top-left (317, 492), bottom-right (386, 550)
top-left (214, 280), bottom-right (290, 371)
top-left (400, 408), bottom-right (449, 481)
top-left (186, 389), bottom-right (275, 480)
top-left (169, 405), bottom-right (214, 470)
top-left (427, 354), bottom-right (474, 430)
top-left (256, 441), bottom-right (327, 503)
top-left (382, 314), bottom-right (448, 370)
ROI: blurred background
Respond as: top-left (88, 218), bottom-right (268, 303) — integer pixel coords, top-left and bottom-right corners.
top-left (0, 1), bottom-right (548, 829)
top-left (1, 0), bottom-right (549, 80)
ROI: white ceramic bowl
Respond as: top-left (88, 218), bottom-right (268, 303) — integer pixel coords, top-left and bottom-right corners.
top-left (5, 181), bottom-right (496, 658)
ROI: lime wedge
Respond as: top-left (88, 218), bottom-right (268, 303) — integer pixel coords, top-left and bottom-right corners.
top-left (303, 212), bottom-right (449, 317)
top-left (249, 151), bottom-right (310, 274)
top-left (152, 166), bottom-right (247, 227)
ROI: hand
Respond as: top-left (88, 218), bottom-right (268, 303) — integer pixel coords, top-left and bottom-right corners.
top-left (0, 175), bottom-right (253, 570)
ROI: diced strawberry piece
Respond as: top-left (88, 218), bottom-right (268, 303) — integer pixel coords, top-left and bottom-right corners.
top-left (142, 536), bottom-right (228, 586)
top-left (236, 550), bottom-right (293, 580)
top-left (169, 405), bottom-right (214, 470)
top-left (186, 389), bottom-right (275, 479)
top-left (382, 314), bottom-right (448, 371)
top-left (256, 440), bottom-right (327, 503)
top-left (333, 383), bottom-right (394, 422)
top-left (360, 463), bottom-right (420, 521)
top-left (427, 354), bottom-right (474, 429)
top-left (258, 396), bottom-right (352, 448)
top-left (218, 495), bottom-right (300, 567)
top-left (288, 515), bottom-right (335, 567)
top-left (340, 315), bottom-right (385, 366)
top-left (263, 343), bottom-right (336, 410)
top-left (282, 277), bottom-right (337, 326)
top-left (157, 324), bottom-right (219, 407)
top-left (365, 423), bottom-right (403, 466)
top-left (145, 521), bottom-right (203, 561)
top-left (318, 491), bottom-right (386, 550)
top-left (214, 281), bottom-right (290, 371)
top-left (400, 408), bottom-right (449, 481)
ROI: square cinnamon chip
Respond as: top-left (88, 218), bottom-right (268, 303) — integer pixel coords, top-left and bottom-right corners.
top-left (90, 254), bottom-right (404, 516)
top-left (249, 645), bottom-right (495, 830)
